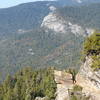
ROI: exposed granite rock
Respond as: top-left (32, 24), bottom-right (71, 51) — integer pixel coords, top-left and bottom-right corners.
top-left (35, 96), bottom-right (49, 100)
top-left (54, 56), bottom-right (100, 100)
top-left (54, 70), bottom-right (73, 100)
top-left (41, 12), bottom-right (93, 36)
top-left (76, 56), bottom-right (100, 100)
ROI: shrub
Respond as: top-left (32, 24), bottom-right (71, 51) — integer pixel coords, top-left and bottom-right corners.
top-left (83, 31), bottom-right (100, 69)
top-left (73, 85), bottom-right (83, 92)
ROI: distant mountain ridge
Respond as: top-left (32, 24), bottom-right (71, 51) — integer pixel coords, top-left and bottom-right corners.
top-left (56, 3), bottom-right (100, 29)
top-left (0, 1), bottom-right (54, 36)
top-left (57, 0), bottom-right (100, 6)
top-left (0, 1), bottom-right (100, 36)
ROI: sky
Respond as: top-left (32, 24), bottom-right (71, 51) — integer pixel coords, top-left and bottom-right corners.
top-left (0, 0), bottom-right (52, 8)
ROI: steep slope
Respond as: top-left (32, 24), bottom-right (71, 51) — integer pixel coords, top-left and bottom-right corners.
top-left (76, 56), bottom-right (100, 100)
top-left (0, 27), bottom-right (84, 82)
top-left (0, 68), bottom-right (57, 100)
top-left (0, 1), bottom-right (58, 36)
top-left (41, 12), bottom-right (92, 36)
top-left (56, 3), bottom-right (100, 29)
top-left (76, 32), bottom-right (100, 100)
top-left (57, 0), bottom-right (100, 6)
top-left (54, 32), bottom-right (100, 100)
top-left (0, 1), bottom-right (100, 36)
top-left (0, 2), bottom-right (100, 81)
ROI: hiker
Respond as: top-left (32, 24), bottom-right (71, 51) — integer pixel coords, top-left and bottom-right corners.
top-left (68, 69), bottom-right (76, 84)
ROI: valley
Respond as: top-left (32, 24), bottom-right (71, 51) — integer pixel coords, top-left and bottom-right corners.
top-left (0, 1), bottom-right (100, 100)
top-left (0, 0), bottom-right (100, 81)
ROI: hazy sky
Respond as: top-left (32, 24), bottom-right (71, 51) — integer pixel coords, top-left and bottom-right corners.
top-left (0, 0), bottom-right (51, 8)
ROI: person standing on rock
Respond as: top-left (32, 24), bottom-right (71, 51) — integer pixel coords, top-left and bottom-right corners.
top-left (68, 69), bottom-right (77, 84)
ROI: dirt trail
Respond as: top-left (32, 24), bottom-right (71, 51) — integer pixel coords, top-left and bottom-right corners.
top-left (54, 70), bottom-right (73, 100)
top-left (54, 70), bottom-right (100, 100)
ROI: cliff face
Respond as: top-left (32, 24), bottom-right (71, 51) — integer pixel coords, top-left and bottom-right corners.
top-left (54, 56), bottom-right (100, 100)
top-left (41, 12), bottom-right (93, 36)
top-left (76, 56), bottom-right (100, 100)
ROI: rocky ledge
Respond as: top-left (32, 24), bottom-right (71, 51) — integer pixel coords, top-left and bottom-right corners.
top-left (54, 70), bottom-right (73, 100)
top-left (76, 56), bottom-right (100, 100)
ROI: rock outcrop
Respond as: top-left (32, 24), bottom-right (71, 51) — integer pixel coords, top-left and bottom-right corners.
top-left (41, 12), bottom-right (93, 36)
top-left (54, 70), bottom-right (73, 100)
top-left (35, 97), bottom-right (49, 100)
top-left (76, 56), bottom-right (100, 100)
top-left (54, 56), bottom-right (100, 100)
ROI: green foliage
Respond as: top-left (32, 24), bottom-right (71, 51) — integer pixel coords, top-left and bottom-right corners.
top-left (57, 4), bottom-right (100, 29)
top-left (83, 31), bottom-right (100, 70)
top-left (0, 84), bottom-right (3, 100)
top-left (70, 95), bottom-right (90, 100)
top-left (84, 31), bottom-right (100, 55)
top-left (0, 1), bottom-right (50, 35)
top-left (0, 28), bottom-right (83, 81)
top-left (69, 85), bottom-right (89, 100)
top-left (0, 67), bottom-right (57, 100)
top-left (0, 2), bottom-right (100, 35)
top-left (0, 1), bottom-right (100, 81)
top-left (70, 95), bottom-right (77, 100)
top-left (91, 55), bottom-right (100, 70)
top-left (73, 85), bottom-right (83, 92)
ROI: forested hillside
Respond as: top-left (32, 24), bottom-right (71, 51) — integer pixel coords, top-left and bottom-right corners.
top-left (0, 2), bottom-right (100, 81)
top-left (0, 67), bottom-right (56, 100)
top-left (0, 1), bottom-right (100, 99)
top-left (0, 31), bottom-right (99, 100)
top-left (0, 1), bottom-right (56, 36)
top-left (56, 3), bottom-right (100, 29)
top-left (58, 0), bottom-right (100, 6)
top-left (0, 28), bottom-right (83, 81)
top-left (0, 2), bottom-right (100, 36)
